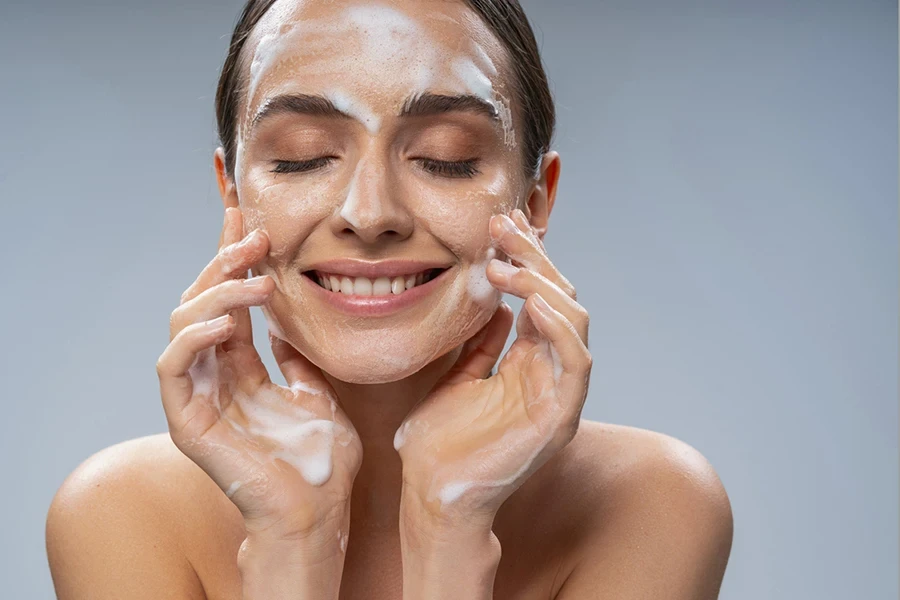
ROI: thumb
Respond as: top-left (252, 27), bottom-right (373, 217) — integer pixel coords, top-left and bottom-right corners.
top-left (270, 332), bottom-right (328, 393)
top-left (439, 302), bottom-right (514, 386)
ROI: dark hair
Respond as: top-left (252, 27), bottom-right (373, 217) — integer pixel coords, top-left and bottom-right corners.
top-left (215, 0), bottom-right (555, 180)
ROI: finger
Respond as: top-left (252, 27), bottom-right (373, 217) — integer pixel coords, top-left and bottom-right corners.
top-left (218, 206), bottom-right (238, 252)
top-left (270, 334), bottom-right (329, 395)
top-left (440, 302), bottom-right (514, 385)
top-left (521, 293), bottom-right (592, 419)
top-left (510, 208), bottom-right (546, 252)
top-left (157, 314), bottom-right (234, 431)
top-left (180, 227), bottom-right (270, 305)
top-left (223, 208), bottom-right (257, 350)
top-left (170, 276), bottom-right (275, 340)
top-left (490, 212), bottom-right (577, 301)
top-left (486, 259), bottom-right (588, 345)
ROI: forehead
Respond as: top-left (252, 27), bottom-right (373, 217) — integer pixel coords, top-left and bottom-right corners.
top-left (239, 0), bottom-right (515, 131)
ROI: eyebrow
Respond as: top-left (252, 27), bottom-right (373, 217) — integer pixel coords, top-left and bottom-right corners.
top-left (250, 91), bottom-right (499, 131)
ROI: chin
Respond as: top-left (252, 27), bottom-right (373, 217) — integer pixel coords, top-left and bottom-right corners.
top-left (263, 293), bottom-right (502, 385)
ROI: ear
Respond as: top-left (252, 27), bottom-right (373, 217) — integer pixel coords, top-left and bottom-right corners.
top-left (523, 151), bottom-right (561, 240)
top-left (214, 147), bottom-right (239, 210)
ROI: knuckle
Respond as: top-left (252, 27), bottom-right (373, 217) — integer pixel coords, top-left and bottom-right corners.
top-left (578, 307), bottom-right (590, 329)
top-left (169, 305), bottom-right (185, 332)
top-left (155, 355), bottom-right (169, 377)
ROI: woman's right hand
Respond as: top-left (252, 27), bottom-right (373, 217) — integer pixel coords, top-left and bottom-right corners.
top-left (156, 207), bottom-right (362, 545)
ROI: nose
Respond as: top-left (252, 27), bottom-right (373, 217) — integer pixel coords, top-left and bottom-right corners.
top-left (333, 154), bottom-right (414, 244)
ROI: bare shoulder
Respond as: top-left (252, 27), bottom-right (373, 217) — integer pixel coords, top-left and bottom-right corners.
top-left (521, 420), bottom-right (734, 599)
top-left (46, 433), bottom-right (243, 599)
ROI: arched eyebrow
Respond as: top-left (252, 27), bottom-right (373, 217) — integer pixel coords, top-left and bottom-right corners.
top-left (249, 91), bottom-right (499, 132)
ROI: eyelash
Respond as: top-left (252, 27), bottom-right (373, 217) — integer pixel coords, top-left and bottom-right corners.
top-left (270, 157), bottom-right (480, 179)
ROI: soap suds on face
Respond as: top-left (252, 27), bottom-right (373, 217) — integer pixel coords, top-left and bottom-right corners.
top-left (228, 1), bottom-right (522, 384)
top-left (467, 246), bottom-right (499, 307)
top-left (327, 88), bottom-right (382, 134)
top-left (338, 156), bottom-right (377, 230)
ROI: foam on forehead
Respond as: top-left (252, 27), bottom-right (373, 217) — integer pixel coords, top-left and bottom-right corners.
top-left (236, 0), bottom-right (517, 152)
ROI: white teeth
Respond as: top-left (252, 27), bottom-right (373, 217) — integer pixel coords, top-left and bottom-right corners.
top-left (317, 269), bottom-right (442, 295)
top-left (372, 277), bottom-right (391, 295)
top-left (391, 277), bottom-right (405, 295)
top-left (353, 276), bottom-right (373, 296)
top-left (340, 276), bottom-right (353, 295)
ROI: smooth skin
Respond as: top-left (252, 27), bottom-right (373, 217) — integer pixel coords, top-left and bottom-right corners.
top-left (46, 159), bottom-right (733, 599)
top-left (45, 0), bottom-right (733, 595)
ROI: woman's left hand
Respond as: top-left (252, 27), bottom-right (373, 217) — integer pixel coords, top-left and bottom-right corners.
top-left (395, 208), bottom-right (592, 526)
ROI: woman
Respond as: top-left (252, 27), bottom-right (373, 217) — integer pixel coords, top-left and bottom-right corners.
top-left (46, 0), bottom-right (733, 598)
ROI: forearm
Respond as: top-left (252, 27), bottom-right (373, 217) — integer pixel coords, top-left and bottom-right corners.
top-left (237, 527), bottom-right (348, 600)
top-left (399, 486), bottom-right (502, 600)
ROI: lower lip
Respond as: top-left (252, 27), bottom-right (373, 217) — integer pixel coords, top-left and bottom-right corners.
top-left (302, 268), bottom-right (453, 317)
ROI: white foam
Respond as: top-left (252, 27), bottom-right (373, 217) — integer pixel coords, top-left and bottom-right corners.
top-left (188, 347), bottom-right (219, 410)
top-left (467, 246), bottom-right (498, 307)
top-left (224, 480), bottom-right (242, 498)
top-left (327, 88), bottom-right (382, 134)
top-left (393, 420), bottom-right (412, 450)
top-left (290, 379), bottom-right (323, 396)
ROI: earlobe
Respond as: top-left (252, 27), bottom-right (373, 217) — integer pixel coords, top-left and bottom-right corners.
top-left (213, 147), bottom-right (239, 210)
top-left (524, 151), bottom-right (561, 240)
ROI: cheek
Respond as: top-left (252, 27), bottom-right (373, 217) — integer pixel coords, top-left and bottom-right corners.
top-left (238, 174), bottom-right (337, 258)
top-left (414, 171), bottom-right (520, 257)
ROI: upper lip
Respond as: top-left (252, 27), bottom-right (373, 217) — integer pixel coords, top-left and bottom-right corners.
top-left (304, 258), bottom-right (453, 279)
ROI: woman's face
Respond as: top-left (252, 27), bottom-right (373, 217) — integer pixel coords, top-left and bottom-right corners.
top-left (232, 0), bottom-right (531, 384)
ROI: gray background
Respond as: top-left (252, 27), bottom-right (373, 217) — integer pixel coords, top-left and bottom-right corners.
top-left (1, 0), bottom-right (896, 597)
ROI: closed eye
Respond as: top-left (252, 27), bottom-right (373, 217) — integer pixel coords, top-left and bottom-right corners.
top-left (417, 158), bottom-right (480, 179)
top-left (270, 156), bottom-right (481, 179)
top-left (271, 157), bottom-right (336, 174)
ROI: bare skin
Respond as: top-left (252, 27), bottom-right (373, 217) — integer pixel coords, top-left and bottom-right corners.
top-left (47, 421), bottom-right (732, 599)
top-left (45, 0), bottom-right (733, 597)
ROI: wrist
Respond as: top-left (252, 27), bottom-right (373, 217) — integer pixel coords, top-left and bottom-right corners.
top-left (399, 478), bottom-right (497, 538)
top-left (399, 483), bottom-right (501, 600)
top-left (238, 508), bottom-right (350, 600)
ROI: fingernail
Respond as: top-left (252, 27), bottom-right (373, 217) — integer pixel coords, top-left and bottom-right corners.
top-left (239, 229), bottom-right (261, 246)
top-left (532, 293), bottom-right (551, 314)
top-left (499, 214), bottom-right (518, 235)
top-left (245, 275), bottom-right (268, 287)
top-left (489, 258), bottom-right (518, 284)
top-left (207, 314), bottom-right (231, 329)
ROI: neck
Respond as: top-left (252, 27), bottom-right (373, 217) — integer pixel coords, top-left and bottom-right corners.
top-left (320, 346), bottom-right (462, 532)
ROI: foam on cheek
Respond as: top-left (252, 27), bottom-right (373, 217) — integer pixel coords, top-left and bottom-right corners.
top-left (467, 246), bottom-right (498, 307)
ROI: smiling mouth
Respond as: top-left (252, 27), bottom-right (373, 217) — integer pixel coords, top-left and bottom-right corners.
top-left (302, 268), bottom-right (449, 296)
